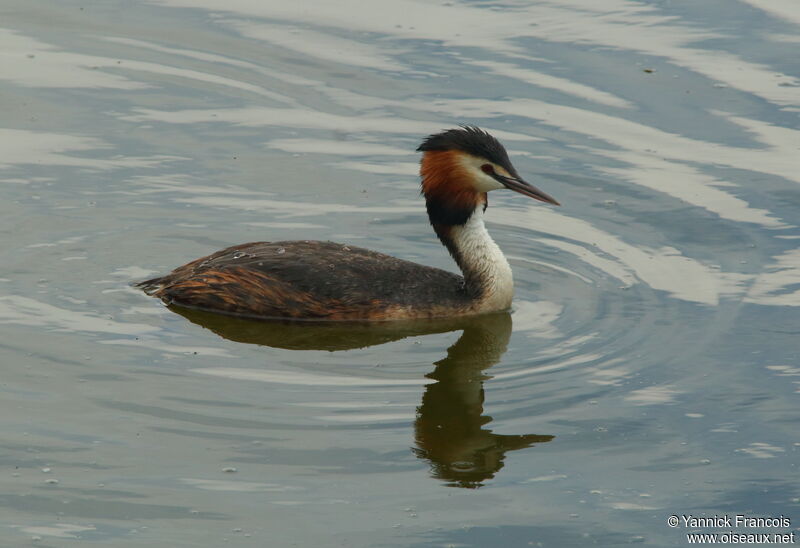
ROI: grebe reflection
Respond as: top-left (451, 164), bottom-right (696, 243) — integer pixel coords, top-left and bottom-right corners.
top-left (171, 308), bottom-right (553, 487)
top-left (413, 313), bottom-right (553, 488)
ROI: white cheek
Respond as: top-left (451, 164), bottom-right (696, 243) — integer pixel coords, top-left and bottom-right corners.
top-left (457, 155), bottom-right (505, 192)
top-left (473, 172), bottom-right (505, 192)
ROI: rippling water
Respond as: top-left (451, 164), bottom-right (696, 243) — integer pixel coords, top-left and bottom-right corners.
top-left (1, 0), bottom-right (798, 546)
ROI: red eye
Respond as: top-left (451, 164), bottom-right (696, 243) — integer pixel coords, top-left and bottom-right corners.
top-left (481, 164), bottom-right (495, 174)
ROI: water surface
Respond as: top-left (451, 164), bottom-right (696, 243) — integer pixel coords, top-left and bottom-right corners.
top-left (1, 1), bottom-right (798, 546)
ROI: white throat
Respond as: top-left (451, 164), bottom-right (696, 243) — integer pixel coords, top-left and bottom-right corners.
top-left (448, 207), bottom-right (514, 312)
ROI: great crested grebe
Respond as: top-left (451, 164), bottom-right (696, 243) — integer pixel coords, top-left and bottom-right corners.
top-left (137, 126), bottom-right (559, 321)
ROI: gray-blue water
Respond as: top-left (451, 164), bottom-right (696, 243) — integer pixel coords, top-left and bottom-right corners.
top-left (1, 1), bottom-right (798, 546)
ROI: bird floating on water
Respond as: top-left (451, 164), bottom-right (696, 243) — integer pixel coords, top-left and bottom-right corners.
top-left (137, 126), bottom-right (560, 321)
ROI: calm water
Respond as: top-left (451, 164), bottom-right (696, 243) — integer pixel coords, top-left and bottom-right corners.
top-left (1, 1), bottom-right (798, 546)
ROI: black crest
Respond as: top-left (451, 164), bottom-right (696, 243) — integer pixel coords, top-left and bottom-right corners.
top-left (417, 126), bottom-right (518, 177)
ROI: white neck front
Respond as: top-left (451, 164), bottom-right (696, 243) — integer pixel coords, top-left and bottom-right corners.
top-left (447, 208), bottom-right (514, 313)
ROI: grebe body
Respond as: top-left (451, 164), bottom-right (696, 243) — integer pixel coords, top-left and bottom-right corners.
top-left (137, 127), bottom-right (559, 321)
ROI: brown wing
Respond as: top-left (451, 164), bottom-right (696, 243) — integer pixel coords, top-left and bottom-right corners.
top-left (137, 241), bottom-right (469, 320)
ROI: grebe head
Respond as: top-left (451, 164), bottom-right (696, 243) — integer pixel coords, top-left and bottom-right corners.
top-left (417, 126), bottom-right (560, 216)
top-left (415, 126), bottom-right (559, 311)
